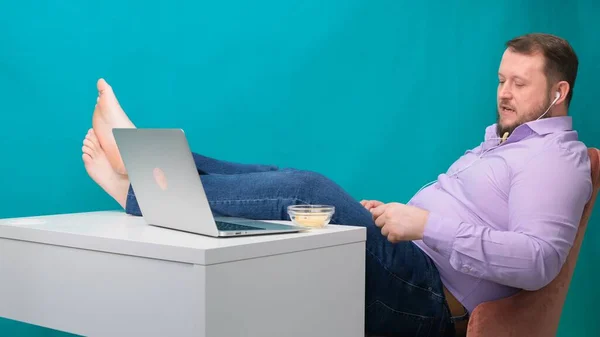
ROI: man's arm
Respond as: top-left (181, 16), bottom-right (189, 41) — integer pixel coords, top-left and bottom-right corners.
top-left (422, 148), bottom-right (592, 291)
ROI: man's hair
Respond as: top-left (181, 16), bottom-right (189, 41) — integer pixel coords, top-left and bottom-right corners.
top-left (506, 33), bottom-right (579, 107)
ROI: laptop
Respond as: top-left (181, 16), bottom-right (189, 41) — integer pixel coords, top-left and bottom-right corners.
top-left (112, 128), bottom-right (309, 237)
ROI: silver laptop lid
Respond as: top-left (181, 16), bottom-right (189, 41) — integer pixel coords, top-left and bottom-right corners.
top-left (112, 128), bottom-right (219, 236)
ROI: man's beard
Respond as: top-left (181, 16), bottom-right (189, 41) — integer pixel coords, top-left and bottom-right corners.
top-left (496, 93), bottom-right (552, 137)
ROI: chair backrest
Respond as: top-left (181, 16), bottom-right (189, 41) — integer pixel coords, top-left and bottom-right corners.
top-left (509, 148), bottom-right (600, 335)
top-left (464, 149), bottom-right (600, 337)
top-left (552, 148), bottom-right (600, 310)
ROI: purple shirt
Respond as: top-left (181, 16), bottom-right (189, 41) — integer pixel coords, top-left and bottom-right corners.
top-left (410, 116), bottom-right (593, 313)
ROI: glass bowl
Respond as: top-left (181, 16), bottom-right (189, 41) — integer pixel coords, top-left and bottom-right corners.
top-left (287, 205), bottom-right (335, 228)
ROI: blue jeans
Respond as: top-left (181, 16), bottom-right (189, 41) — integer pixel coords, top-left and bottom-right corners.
top-left (125, 153), bottom-right (456, 337)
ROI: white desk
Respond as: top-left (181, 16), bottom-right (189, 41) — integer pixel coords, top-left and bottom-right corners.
top-left (0, 211), bottom-right (366, 337)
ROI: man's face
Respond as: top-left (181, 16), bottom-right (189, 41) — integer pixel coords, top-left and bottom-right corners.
top-left (496, 48), bottom-right (552, 136)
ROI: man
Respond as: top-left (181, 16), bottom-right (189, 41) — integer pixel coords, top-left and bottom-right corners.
top-left (82, 33), bottom-right (592, 336)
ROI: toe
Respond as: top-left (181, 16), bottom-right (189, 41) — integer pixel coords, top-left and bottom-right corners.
top-left (97, 78), bottom-right (112, 95)
top-left (83, 139), bottom-right (95, 150)
top-left (88, 130), bottom-right (100, 145)
top-left (82, 146), bottom-right (93, 158)
top-left (82, 140), bottom-right (95, 158)
top-left (96, 78), bottom-right (121, 107)
top-left (82, 153), bottom-right (93, 164)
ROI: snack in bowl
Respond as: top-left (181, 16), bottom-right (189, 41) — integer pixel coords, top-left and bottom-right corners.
top-left (287, 205), bottom-right (335, 228)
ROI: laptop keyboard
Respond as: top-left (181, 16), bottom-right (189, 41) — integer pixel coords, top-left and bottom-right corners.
top-left (216, 221), bottom-right (265, 232)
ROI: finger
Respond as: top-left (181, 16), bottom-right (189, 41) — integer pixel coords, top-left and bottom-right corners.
top-left (375, 214), bottom-right (386, 228)
top-left (360, 200), bottom-right (367, 206)
top-left (387, 233), bottom-right (400, 243)
top-left (380, 224), bottom-right (389, 237)
top-left (370, 204), bottom-right (388, 218)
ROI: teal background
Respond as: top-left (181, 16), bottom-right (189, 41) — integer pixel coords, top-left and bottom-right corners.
top-left (1, 0), bottom-right (598, 336)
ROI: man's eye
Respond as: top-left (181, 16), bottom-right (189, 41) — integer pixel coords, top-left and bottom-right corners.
top-left (515, 82), bottom-right (524, 87)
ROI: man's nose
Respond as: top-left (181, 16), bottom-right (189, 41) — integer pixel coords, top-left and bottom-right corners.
top-left (499, 87), bottom-right (512, 100)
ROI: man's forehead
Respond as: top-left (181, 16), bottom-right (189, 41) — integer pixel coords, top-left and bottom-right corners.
top-left (499, 49), bottom-right (545, 76)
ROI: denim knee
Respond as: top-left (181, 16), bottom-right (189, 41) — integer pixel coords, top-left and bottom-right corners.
top-left (285, 170), bottom-right (337, 202)
top-left (284, 170), bottom-right (367, 225)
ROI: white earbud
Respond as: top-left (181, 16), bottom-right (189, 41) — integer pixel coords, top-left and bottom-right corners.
top-left (555, 91), bottom-right (560, 100)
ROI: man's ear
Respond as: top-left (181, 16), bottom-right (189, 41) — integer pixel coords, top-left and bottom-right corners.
top-left (555, 80), bottom-right (570, 105)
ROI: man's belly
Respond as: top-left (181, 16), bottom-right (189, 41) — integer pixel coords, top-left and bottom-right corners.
top-left (408, 182), bottom-right (519, 312)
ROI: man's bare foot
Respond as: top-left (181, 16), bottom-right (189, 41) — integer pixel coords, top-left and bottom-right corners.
top-left (92, 78), bottom-right (135, 174)
top-left (82, 128), bottom-right (130, 209)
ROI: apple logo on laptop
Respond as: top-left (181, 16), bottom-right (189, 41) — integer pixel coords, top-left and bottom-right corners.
top-left (153, 167), bottom-right (168, 191)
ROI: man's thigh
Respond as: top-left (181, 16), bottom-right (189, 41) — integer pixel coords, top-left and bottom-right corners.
top-left (201, 169), bottom-right (376, 226)
top-left (364, 224), bottom-right (452, 336)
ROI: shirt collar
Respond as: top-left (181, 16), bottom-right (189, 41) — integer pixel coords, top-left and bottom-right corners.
top-left (485, 116), bottom-right (573, 144)
top-left (525, 116), bottom-right (573, 135)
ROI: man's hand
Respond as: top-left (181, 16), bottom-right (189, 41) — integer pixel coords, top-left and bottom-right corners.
top-left (370, 202), bottom-right (430, 243)
top-left (360, 199), bottom-right (384, 211)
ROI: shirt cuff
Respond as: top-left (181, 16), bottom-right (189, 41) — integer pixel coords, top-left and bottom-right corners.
top-left (422, 212), bottom-right (461, 259)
